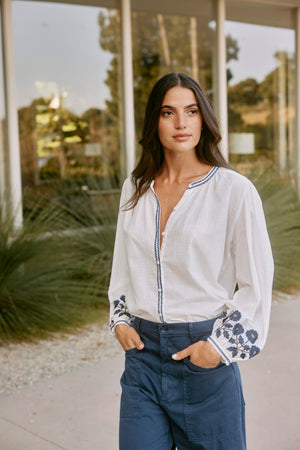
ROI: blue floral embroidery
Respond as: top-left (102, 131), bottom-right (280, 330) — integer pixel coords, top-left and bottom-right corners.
top-left (109, 295), bottom-right (134, 332)
top-left (214, 310), bottom-right (260, 360)
top-left (249, 346), bottom-right (260, 358)
top-left (232, 324), bottom-right (244, 335)
top-left (230, 311), bottom-right (242, 322)
top-left (246, 329), bottom-right (258, 343)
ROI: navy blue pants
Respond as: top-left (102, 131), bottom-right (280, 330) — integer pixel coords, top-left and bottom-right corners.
top-left (119, 316), bottom-right (246, 450)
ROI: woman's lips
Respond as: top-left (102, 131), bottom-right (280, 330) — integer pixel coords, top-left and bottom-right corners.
top-left (172, 134), bottom-right (191, 141)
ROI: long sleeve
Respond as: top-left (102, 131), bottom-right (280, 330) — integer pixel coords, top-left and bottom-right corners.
top-left (108, 178), bottom-right (134, 335)
top-left (207, 180), bottom-right (274, 365)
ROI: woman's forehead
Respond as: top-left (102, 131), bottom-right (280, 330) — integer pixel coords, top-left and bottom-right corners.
top-left (161, 86), bottom-right (197, 107)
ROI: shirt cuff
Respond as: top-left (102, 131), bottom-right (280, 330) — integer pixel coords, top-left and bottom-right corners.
top-left (109, 319), bottom-right (131, 336)
top-left (207, 336), bottom-right (232, 366)
top-left (109, 294), bottom-right (134, 336)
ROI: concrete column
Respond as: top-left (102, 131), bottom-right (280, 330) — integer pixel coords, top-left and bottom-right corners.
top-left (213, 0), bottom-right (228, 161)
top-left (1, 0), bottom-right (23, 228)
top-left (278, 51), bottom-right (287, 173)
top-left (121, 0), bottom-right (135, 177)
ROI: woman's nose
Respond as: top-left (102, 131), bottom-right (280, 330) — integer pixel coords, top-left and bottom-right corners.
top-left (175, 114), bottom-right (186, 129)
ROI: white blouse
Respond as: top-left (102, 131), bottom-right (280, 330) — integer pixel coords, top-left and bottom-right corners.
top-left (108, 166), bottom-right (274, 365)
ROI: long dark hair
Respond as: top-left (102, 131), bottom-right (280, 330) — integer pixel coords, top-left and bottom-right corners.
top-left (126, 72), bottom-right (233, 209)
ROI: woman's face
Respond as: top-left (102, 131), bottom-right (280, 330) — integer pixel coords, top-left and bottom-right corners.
top-left (158, 86), bottom-right (202, 155)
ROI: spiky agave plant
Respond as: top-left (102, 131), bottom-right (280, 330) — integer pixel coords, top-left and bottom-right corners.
top-left (57, 185), bottom-right (120, 306)
top-left (247, 165), bottom-right (300, 292)
top-left (0, 184), bottom-right (118, 343)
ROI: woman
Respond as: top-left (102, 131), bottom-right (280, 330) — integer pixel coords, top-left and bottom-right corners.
top-left (108, 72), bottom-right (274, 450)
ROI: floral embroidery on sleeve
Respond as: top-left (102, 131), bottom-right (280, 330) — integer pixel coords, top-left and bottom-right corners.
top-left (215, 310), bottom-right (260, 359)
top-left (109, 294), bottom-right (134, 333)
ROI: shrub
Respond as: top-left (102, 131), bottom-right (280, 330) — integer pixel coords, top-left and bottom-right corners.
top-left (0, 188), bottom-right (119, 342)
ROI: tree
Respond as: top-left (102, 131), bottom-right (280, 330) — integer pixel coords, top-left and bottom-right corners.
top-left (228, 78), bottom-right (262, 106)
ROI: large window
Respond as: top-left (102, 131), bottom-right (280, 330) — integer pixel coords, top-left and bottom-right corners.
top-left (226, 2), bottom-right (296, 185)
top-left (6, 0), bottom-right (300, 216)
top-left (12, 1), bottom-right (123, 216)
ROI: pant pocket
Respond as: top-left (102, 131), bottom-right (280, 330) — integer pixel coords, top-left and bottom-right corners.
top-left (185, 357), bottom-right (225, 373)
top-left (124, 347), bottom-right (140, 356)
top-left (120, 381), bottom-right (141, 418)
top-left (183, 362), bottom-right (244, 444)
top-left (120, 352), bottom-right (141, 418)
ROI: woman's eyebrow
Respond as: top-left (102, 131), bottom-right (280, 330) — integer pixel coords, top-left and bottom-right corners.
top-left (160, 103), bottom-right (198, 110)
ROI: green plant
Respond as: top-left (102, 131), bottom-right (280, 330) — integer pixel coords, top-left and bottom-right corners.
top-left (246, 165), bottom-right (300, 292)
top-left (0, 185), bottom-right (119, 342)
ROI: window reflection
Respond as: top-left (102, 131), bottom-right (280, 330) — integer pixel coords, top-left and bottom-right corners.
top-left (226, 20), bottom-right (296, 184)
top-left (131, 3), bottom-right (216, 153)
top-left (130, 2), bottom-right (244, 160)
top-left (12, 1), bottom-right (123, 219)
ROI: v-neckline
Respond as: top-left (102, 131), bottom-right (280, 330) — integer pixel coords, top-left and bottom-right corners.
top-left (154, 185), bottom-right (187, 250)
top-left (151, 166), bottom-right (216, 250)
top-left (150, 165), bottom-right (216, 191)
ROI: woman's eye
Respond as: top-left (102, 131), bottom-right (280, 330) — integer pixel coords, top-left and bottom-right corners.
top-left (162, 110), bottom-right (173, 117)
top-left (161, 109), bottom-right (198, 117)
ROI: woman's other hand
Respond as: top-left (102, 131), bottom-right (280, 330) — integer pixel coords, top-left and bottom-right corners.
top-left (172, 340), bottom-right (221, 368)
top-left (115, 323), bottom-right (144, 351)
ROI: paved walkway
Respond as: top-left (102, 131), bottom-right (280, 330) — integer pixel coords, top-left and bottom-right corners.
top-left (0, 296), bottom-right (299, 450)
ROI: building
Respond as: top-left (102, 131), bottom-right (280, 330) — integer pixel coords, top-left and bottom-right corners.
top-left (0, 0), bottom-right (300, 226)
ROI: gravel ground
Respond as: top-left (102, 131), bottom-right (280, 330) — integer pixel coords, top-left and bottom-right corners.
top-left (0, 290), bottom-right (298, 395)
top-left (0, 319), bottom-right (123, 395)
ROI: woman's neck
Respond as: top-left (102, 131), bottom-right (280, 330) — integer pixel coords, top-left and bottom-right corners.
top-left (157, 150), bottom-right (211, 185)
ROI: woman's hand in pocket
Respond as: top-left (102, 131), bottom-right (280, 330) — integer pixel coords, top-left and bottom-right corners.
top-left (172, 340), bottom-right (221, 368)
top-left (115, 323), bottom-right (144, 351)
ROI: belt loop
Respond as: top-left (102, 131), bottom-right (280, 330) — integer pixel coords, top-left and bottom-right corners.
top-left (132, 315), bottom-right (138, 332)
top-left (135, 316), bottom-right (141, 333)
